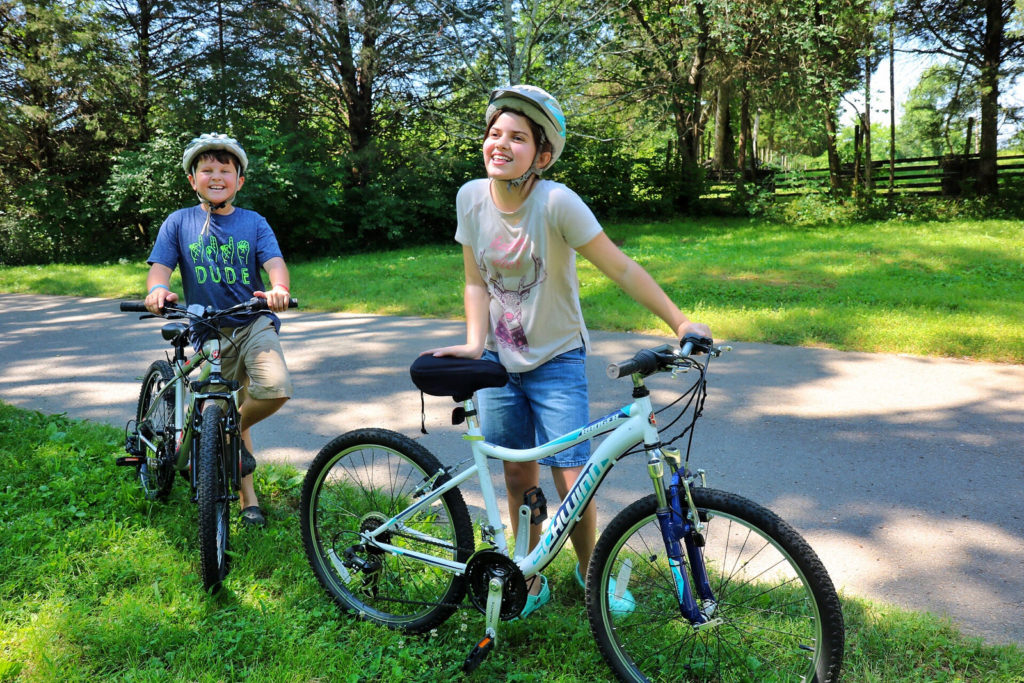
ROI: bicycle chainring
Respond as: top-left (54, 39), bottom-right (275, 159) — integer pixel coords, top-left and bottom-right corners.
top-left (465, 550), bottom-right (528, 620)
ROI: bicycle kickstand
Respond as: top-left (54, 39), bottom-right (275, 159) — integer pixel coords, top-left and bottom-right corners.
top-left (463, 576), bottom-right (504, 673)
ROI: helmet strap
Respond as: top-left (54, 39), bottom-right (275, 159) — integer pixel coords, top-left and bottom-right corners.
top-left (504, 127), bottom-right (549, 191)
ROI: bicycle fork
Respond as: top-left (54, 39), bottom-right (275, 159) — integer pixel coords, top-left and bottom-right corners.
top-left (647, 449), bottom-right (719, 627)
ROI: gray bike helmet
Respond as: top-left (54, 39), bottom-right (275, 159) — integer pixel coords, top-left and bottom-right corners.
top-left (486, 85), bottom-right (566, 187)
top-left (182, 133), bottom-right (248, 176)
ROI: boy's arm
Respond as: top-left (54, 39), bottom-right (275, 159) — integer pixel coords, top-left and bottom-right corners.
top-left (145, 263), bottom-right (178, 314)
top-left (577, 232), bottom-right (711, 341)
top-left (257, 257), bottom-right (291, 313)
top-left (424, 245), bottom-right (489, 359)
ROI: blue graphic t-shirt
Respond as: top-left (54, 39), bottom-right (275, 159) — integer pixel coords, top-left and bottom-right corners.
top-left (148, 205), bottom-right (284, 330)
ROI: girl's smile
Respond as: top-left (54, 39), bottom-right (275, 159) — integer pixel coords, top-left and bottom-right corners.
top-left (484, 112), bottom-right (540, 180)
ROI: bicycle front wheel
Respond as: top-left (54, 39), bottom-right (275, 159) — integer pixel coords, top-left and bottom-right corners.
top-left (588, 488), bottom-right (844, 682)
top-left (135, 361), bottom-right (176, 501)
top-left (197, 401), bottom-right (231, 593)
top-left (301, 428), bottom-right (474, 633)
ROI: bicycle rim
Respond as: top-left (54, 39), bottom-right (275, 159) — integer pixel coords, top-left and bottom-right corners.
top-left (589, 489), bottom-right (844, 682)
top-left (301, 429), bottom-right (473, 632)
top-left (136, 361), bottom-right (175, 501)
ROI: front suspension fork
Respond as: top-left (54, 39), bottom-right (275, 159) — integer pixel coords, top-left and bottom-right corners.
top-left (647, 450), bottom-right (716, 624)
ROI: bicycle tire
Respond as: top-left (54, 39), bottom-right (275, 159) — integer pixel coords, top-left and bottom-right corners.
top-left (301, 428), bottom-right (474, 633)
top-left (135, 361), bottom-right (176, 501)
top-left (197, 401), bottom-right (232, 593)
top-left (587, 487), bottom-right (844, 682)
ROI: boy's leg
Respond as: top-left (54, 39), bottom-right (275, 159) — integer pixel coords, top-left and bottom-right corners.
top-left (237, 395), bottom-right (288, 510)
top-left (222, 317), bottom-right (293, 514)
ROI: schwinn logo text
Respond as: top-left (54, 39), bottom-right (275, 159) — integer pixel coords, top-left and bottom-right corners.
top-left (542, 462), bottom-right (601, 553)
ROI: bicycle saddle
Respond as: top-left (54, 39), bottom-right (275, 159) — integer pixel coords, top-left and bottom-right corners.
top-left (410, 355), bottom-right (508, 402)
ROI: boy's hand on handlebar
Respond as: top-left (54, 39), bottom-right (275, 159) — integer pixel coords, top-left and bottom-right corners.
top-left (254, 285), bottom-right (290, 313)
top-left (145, 288), bottom-right (178, 315)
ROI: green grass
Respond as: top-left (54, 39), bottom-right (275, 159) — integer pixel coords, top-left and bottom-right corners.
top-left (2, 403), bottom-right (1022, 681)
top-left (2, 217), bottom-right (1022, 363)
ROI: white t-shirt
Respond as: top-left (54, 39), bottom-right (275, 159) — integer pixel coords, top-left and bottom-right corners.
top-left (455, 178), bottom-right (603, 372)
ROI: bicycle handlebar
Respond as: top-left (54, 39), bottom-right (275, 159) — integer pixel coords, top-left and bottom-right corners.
top-left (606, 334), bottom-right (716, 380)
top-left (119, 297), bottom-right (299, 315)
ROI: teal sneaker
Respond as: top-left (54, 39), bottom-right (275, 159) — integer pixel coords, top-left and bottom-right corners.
top-left (576, 563), bottom-right (635, 615)
top-left (514, 575), bottom-right (551, 620)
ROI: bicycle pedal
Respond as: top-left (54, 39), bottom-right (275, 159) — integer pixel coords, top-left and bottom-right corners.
top-left (116, 456), bottom-right (143, 467)
top-left (462, 634), bottom-right (494, 673)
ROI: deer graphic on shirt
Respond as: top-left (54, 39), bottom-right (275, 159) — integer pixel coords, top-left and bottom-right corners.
top-left (485, 253), bottom-right (546, 352)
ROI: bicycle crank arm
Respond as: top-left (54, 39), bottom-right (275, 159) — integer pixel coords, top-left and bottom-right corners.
top-left (463, 577), bottom-right (503, 673)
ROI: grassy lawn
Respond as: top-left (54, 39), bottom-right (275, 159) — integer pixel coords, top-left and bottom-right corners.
top-left (3, 217), bottom-right (1023, 680)
top-left (2, 217), bottom-right (1022, 363)
top-left (2, 403), bottom-right (1022, 682)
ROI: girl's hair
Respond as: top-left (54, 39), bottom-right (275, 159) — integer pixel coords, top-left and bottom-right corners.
top-left (193, 150), bottom-right (244, 176)
top-left (487, 108), bottom-right (553, 157)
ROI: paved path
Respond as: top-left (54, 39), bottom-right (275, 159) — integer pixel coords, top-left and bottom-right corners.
top-left (1, 293), bottom-right (1022, 646)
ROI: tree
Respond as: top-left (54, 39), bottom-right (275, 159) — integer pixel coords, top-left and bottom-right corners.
top-left (898, 63), bottom-right (977, 157)
top-left (897, 0), bottom-right (1024, 195)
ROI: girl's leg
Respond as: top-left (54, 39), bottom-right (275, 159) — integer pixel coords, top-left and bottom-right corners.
top-left (504, 459), bottom-right (544, 595)
top-left (551, 465), bottom-right (597, 574)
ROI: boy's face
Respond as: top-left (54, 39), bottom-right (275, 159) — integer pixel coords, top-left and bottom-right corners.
top-left (188, 154), bottom-right (244, 208)
top-left (483, 111), bottom-right (552, 181)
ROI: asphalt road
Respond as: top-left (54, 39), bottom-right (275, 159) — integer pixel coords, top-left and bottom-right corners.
top-left (1, 293), bottom-right (1022, 646)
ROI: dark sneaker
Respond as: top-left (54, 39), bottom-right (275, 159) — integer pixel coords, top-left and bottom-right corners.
top-left (239, 505), bottom-right (267, 528)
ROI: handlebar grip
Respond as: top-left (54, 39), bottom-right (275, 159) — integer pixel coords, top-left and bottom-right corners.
top-left (680, 333), bottom-right (713, 356)
top-left (606, 358), bottom-right (640, 380)
top-left (607, 348), bottom-right (667, 379)
top-left (120, 301), bottom-right (148, 312)
top-left (288, 298), bottom-right (299, 308)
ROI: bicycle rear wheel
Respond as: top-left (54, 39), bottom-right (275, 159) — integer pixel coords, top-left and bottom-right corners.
top-left (197, 401), bottom-right (232, 593)
top-left (301, 428), bottom-right (474, 633)
top-left (135, 361), bottom-right (176, 501)
top-left (587, 487), bottom-right (844, 682)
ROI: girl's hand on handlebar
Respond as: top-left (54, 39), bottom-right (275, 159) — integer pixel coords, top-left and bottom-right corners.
top-left (145, 288), bottom-right (178, 315)
top-left (676, 320), bottom-right (711, 342)
top-left (254, 286), bottom-right (290, 313)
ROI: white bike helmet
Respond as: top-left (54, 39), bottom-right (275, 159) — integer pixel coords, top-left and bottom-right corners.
top-left (182, 133), bottom-right (249, 176)
top-left (486, 85), bottom-right (566, 184)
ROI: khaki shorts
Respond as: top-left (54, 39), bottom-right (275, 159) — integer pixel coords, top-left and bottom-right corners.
top-left (218, 316), bottom-right (293, 400)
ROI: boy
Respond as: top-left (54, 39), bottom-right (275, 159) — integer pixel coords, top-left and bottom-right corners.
top-left (144, 133), bottom-right (293, 528)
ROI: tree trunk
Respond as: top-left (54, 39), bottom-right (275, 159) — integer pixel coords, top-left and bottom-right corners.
top-left (864, 54), bottom-right (872, 190)
top-left (713, 82), bottom-right (735, 171)
top-left (977, 0), bottom-right (1003, 196)
top-left (824, 105), bottom-right (841, 191)
top-left (737, 83), bottom-right (754, 182)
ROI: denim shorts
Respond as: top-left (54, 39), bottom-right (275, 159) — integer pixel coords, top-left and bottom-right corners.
top-left (478, 347), bottom-right (590, 468)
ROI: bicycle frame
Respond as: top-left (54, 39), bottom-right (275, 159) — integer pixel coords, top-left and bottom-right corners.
top-left (360, 389), bottom-right (664, 581)
top-left (136, 334), bottom-right (243, 486)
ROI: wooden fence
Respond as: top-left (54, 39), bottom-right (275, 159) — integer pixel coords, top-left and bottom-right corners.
top-left (702, 153), bottom-right (1024, 198)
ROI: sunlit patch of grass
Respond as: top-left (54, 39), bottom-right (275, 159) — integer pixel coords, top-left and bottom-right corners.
top-left (2, 217), bottom-right (1022, 361)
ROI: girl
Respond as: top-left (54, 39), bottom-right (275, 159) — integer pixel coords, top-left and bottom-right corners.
top-left (426, 85), bottom-right (711, 617)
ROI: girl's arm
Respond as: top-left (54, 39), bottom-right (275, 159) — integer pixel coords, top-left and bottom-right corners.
top-left (425, 245), bottom-right (490, 358)
top-left (577, 232), bottom-right (711, 340)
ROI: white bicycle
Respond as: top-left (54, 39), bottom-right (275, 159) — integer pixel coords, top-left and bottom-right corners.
top-left (299, 334), bottom-right (845, 681)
